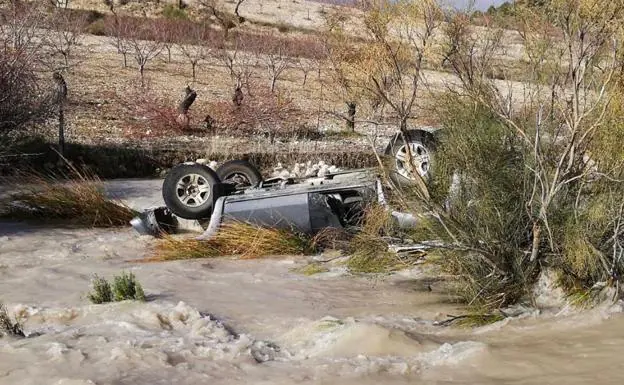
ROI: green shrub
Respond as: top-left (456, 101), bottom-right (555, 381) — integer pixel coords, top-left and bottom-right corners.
top-left (87, 275), bottom-right (113, 304)
top-left (87, 272), bottom-right (145, 304)
top-left (112, 272), bottom-right (146, 302)
top-left (162, 4), bottom-right (188, 20)
top-left (408, 99), bottom-right (538, 310)
top-left (408, 89), bottom-right (624, 311)
top-left (86, 19), bottom-right (106, 36)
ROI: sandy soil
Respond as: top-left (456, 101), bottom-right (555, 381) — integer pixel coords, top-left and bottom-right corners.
top-left (72, 0), bottom-right (365, 31)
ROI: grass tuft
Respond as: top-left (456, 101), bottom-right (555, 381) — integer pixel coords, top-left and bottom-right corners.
top-left (87, 272), bottom-right (146, 304)
top-left (436, 313), bottom-right (506, 327)
top-left (214, 222), bottom-right (316, 259)
top-left (0, 303), bottom-right (25, 338)
top-left (112, 272), bottom-right (146, 302)
top-left (148, 236), bottom-right (220, 262)
top-left (292, 263), bottom-right (330, 276)
top-left (87, 275), bottom-right (113, 304)
top-left (149, 221), bottom-right (317, 261)
top-left (311, 227), bottom-right (352, 251)
top-left (346, 205), bottom-right (400, 273)
top-left (0, 169), bottom-right (136, 227)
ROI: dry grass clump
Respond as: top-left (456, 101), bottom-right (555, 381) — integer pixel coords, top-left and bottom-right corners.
top-left (0, 170), bottom-right (135, 227)
top-left (214, 222), bottom-right (316, 258)
top-left (310, 227), bottom-right (352, 251)
top-left (148, 236), bottom-right (221, 262)
top-left (346, 205), bottom-right (401, 273)
top-left (0, 303), bottom-right (25, 338)
top-left (149, 221), bottom-right (316, 261)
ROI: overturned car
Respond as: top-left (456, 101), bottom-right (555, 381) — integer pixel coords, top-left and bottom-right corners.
top-left (131, 128), bottom-right (435, 237)
top-left (132, 159), bottom-right (418, 238)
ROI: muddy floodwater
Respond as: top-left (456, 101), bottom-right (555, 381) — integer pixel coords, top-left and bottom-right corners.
top-left (1, 180), bottom-right (624, 385)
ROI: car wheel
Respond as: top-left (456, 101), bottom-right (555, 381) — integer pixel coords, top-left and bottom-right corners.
top-left (162, 163), bottom-right (221, 220)
top-left (387, 130), bottom-right (436, 187)
top-left (216, 159), bottom-right (263, 189)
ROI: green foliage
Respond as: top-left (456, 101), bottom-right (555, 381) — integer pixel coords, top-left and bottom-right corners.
top-left (86, 19), bottom-right (106, 36)
top-left (412, 88), bottom-right (624, 311)
top-left (162, 4), bottom-right (188, 20)
top-left (87, 275), bottom-right (113, 304)
top-left (87, 272), bottom-right (146, 304)
top-left (554, 182), bottom-right (624, 293)
top-left (409, 98), bottom-right (537, 310)
top-left (112, 272), bottom-right (146, 302)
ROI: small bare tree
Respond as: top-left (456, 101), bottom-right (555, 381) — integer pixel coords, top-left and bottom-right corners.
top-left (0, 1), bottom-right (46, 54)
top-left (198, 0), bottom-right (238, 38)
top-left (294, 35), bottom-right (326, 86)
top-left (234, 0), bottom-right (248, 21)
top-left (219, 35), bottom-right (256, 94)
top-left (324, 0), bottom-right (442, 134)
top-left (296, 58), bottom-right (315, 86)
top-left (253, 32), bottom-right (292, 93)
top-left (105, 12), bottom-right (131, 67)
top-left (179, 22), bottom-right (212, 82)
top-left (0, 2), bottom-right (54, 134)
top-left (45, 9), bottom-right (89, 70)
top-left (126, 20), bottom-right (164, 86)
top-left (158, 19), bottom-right (181, 64)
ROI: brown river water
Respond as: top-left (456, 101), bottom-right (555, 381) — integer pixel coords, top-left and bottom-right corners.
top-left (1, 179), bottom-right (623, 385)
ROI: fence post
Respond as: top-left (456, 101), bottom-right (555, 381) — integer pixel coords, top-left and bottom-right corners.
top-left (54, 72), bottom-right (68, 157)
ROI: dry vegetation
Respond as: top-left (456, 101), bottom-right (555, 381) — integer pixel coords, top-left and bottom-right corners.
top-left (346, 204), bottom-right (402, 273)
top-left (405, 0), bottom-right (624, 311)
top-left (147, 221), bottom-right (316, 261)
top-left (0, 303), bottom-right (25, 338)
top-left (147, 206), bottom-right (421, 276)
top-left (0, 167), bottom-right (136, 227)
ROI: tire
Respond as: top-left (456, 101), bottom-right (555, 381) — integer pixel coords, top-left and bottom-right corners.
top-left (162, 163), bottom-right (222, 220)
top-left (215, 159), bottom-right (263, 189)
top-left (385, 130), bottom-right (436, 187)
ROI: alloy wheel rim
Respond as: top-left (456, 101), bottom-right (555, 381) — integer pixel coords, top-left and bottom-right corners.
top-left (395, 143), bottom-right (430, 180)
top-left (175, 174), bottom-right (211, 207)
